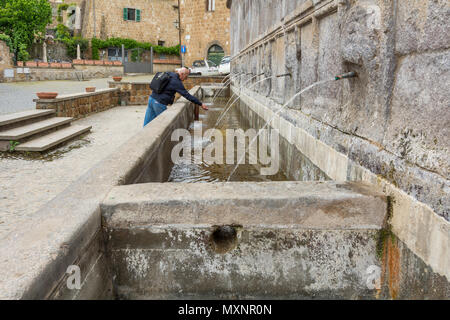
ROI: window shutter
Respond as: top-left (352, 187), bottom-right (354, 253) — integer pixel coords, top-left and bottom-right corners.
top-left (123, 8), bottom-right (128, 21)
top-left (136, 9), bottom-right (141, 22)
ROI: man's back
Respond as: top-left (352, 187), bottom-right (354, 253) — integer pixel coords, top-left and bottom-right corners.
top-left (150, 72), bottom-right (202, 106)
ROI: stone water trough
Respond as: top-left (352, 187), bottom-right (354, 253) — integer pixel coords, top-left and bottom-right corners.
top-left (0, 85), bottom-right (447, 300)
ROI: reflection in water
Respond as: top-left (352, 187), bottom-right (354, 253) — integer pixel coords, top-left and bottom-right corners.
top-left (168, 97), bottom-right (288, 183)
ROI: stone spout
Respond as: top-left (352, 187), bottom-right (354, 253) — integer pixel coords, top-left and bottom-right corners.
top-left (335, 71), bottom-right (357, 80)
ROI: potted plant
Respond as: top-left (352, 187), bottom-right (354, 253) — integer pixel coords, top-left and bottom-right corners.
top-left (85, 87), bottom-right (96, 92)
top-left (36, 92), bottom-right (58, 99)
top-left (113, 76), bottom-right (122, 82)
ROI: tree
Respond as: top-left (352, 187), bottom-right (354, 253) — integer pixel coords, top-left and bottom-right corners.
top-left (0, 0), bottom-right (52, 61)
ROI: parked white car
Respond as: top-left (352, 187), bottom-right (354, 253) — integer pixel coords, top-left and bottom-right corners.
top-left (188, 59), bottom-right (220, 76)
top-left (218, 56), bottom-right (231, 75)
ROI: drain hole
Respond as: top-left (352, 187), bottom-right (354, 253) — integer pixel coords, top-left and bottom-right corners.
top-left (210, 225), bottom-right (240, 254)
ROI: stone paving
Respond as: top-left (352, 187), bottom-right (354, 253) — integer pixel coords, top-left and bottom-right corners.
top-left (0, 104), bottom-right (148, 240)
top-left (0, 74), bottom-right (153, 115)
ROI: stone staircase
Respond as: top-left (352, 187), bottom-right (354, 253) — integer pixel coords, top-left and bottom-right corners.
top-left (0, 109), bottom-right (91, 152)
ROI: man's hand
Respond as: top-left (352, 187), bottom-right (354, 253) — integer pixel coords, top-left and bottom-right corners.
top-left (201, 103), bottom-right (209, 110)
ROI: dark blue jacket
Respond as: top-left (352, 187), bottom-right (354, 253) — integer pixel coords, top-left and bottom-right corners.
top-left (150, 72), bottom-right (202, 106)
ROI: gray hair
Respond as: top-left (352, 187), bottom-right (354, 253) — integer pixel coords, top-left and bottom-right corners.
top-left (179, 67), bottom-right (190, 75)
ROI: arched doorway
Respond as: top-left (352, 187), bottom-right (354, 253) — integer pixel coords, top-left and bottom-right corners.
top-left (207, 44), bottom-right (225, 66)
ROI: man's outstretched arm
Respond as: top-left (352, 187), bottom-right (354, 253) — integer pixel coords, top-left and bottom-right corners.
top-left (175, 86), bottom-right (209, 110)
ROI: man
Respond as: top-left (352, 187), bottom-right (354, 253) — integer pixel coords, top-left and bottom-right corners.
top-left (143, 67), bottom-right (208, 126)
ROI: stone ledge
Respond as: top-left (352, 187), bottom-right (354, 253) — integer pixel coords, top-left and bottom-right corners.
top-left (153, 59), bottom-right (182, 64)
top-left (33, 88), bottom-right (119, 103)
top-left (108, 81), bottom-right (150, 85)
top-left (101, 181), bottom-right (387, 230)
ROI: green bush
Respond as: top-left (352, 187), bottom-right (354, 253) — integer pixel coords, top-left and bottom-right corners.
top-left (0, 0), bottom-right (52, 61)
top-left (0, 33), bottom-right (12, 51)
top-left (91, 37), bottom-right (180, 60)
top-left (55, 24), bottom-right (70, 40)
top-left (61, 36), bottom-right (88, 58)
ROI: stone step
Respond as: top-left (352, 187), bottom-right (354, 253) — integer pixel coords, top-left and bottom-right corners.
top-left (0, 117), bottom-right (73, 140)
top-left (15, 125), bottom-right (92, 152)
top-left (0, 109), bottom-right (55, 128)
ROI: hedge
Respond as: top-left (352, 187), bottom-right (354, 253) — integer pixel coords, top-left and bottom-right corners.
top-left (91, 37), bottom-right (180, 60)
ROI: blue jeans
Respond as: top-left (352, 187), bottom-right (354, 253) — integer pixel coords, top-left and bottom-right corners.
top-left (143, 97), bottom-right (167, 127)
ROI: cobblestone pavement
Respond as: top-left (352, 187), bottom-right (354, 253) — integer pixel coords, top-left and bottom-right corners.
top-left (0, 74), bottom-right (154, 115)
top-left (0, 105), bottom-right (147, 240)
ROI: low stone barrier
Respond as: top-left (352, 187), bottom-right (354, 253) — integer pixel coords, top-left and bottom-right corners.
top-left (108, 75), bottom-right (227, 106)
top-left (183, 75), bottom-right (227, 90)
top-left (34, 88), bottom-right (119, 118)
top-left (108, 81), bottom-right (151, 106)
top-left (153, 59), bottom-right (181, 73)
top-left (1, 64), bottom-right (124, 82)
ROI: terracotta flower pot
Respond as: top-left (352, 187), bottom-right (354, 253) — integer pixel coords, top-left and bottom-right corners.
top-left (113, 76), bottom-right (122, 82)
top-left (36, 92), bottom-right (58, 99)
top-left (85, 87), bottom-right (96, 92)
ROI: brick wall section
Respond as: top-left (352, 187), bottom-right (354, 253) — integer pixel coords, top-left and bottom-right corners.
top-left (179, 0), bottom-right (230, 67)
top-left (108, 81), bottom-right (150, 105)
top-left (108, 75), bottom-right (226, 105)
top-left (34, 88), bottom-right (119, 118)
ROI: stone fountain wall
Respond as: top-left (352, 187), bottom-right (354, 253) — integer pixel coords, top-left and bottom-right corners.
top-left (228, 0), bottom-right (449, 289)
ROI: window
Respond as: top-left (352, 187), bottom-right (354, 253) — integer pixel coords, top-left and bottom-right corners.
top-left (127, 8), bottom-right (135, 21)
top-left (206, 0), bottom-right (215, 11)
top-left (123, 8), bottom-right (141, 22)
top-left (207, 44), bottom-right (224, 66)
top-left (158, 40), bottom-right (165, 47)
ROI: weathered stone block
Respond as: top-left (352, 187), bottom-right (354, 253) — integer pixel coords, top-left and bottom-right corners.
top-left (385, 51), bottom-right (450, 177)
top-left (395, 0), bottom-right (450, 55)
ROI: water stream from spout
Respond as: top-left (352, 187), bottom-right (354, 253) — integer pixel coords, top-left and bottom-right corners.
top-left (211, 73), bottom-right (244, 103)
top-left (226, 78), bottom-right (335, 181)
top-left (214, 74), bottom-right (274, 128)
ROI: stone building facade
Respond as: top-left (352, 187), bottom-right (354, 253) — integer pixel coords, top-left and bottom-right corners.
top-left (47, 0), bottom-right (231, 65)
top-left (49, 0), bottom-right (180, 46)
top-left (179, 0), bottom-right (230, 67)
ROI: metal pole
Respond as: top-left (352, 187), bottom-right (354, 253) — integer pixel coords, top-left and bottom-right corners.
top-left (178, 0), bottom-right (183, 67)
top-left (121, 44), bottom-right (125, 63)
top-left (93, 0), bottom-right (96, 37)
top-left (150, 46), bottom-right (154, 74)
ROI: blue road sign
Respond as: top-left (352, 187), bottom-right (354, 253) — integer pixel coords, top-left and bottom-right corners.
top-left (181, 45), bottom-right (186, 53)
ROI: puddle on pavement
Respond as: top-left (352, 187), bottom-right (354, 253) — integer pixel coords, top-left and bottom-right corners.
top-left (0, 133), bottom-right (91, 162)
